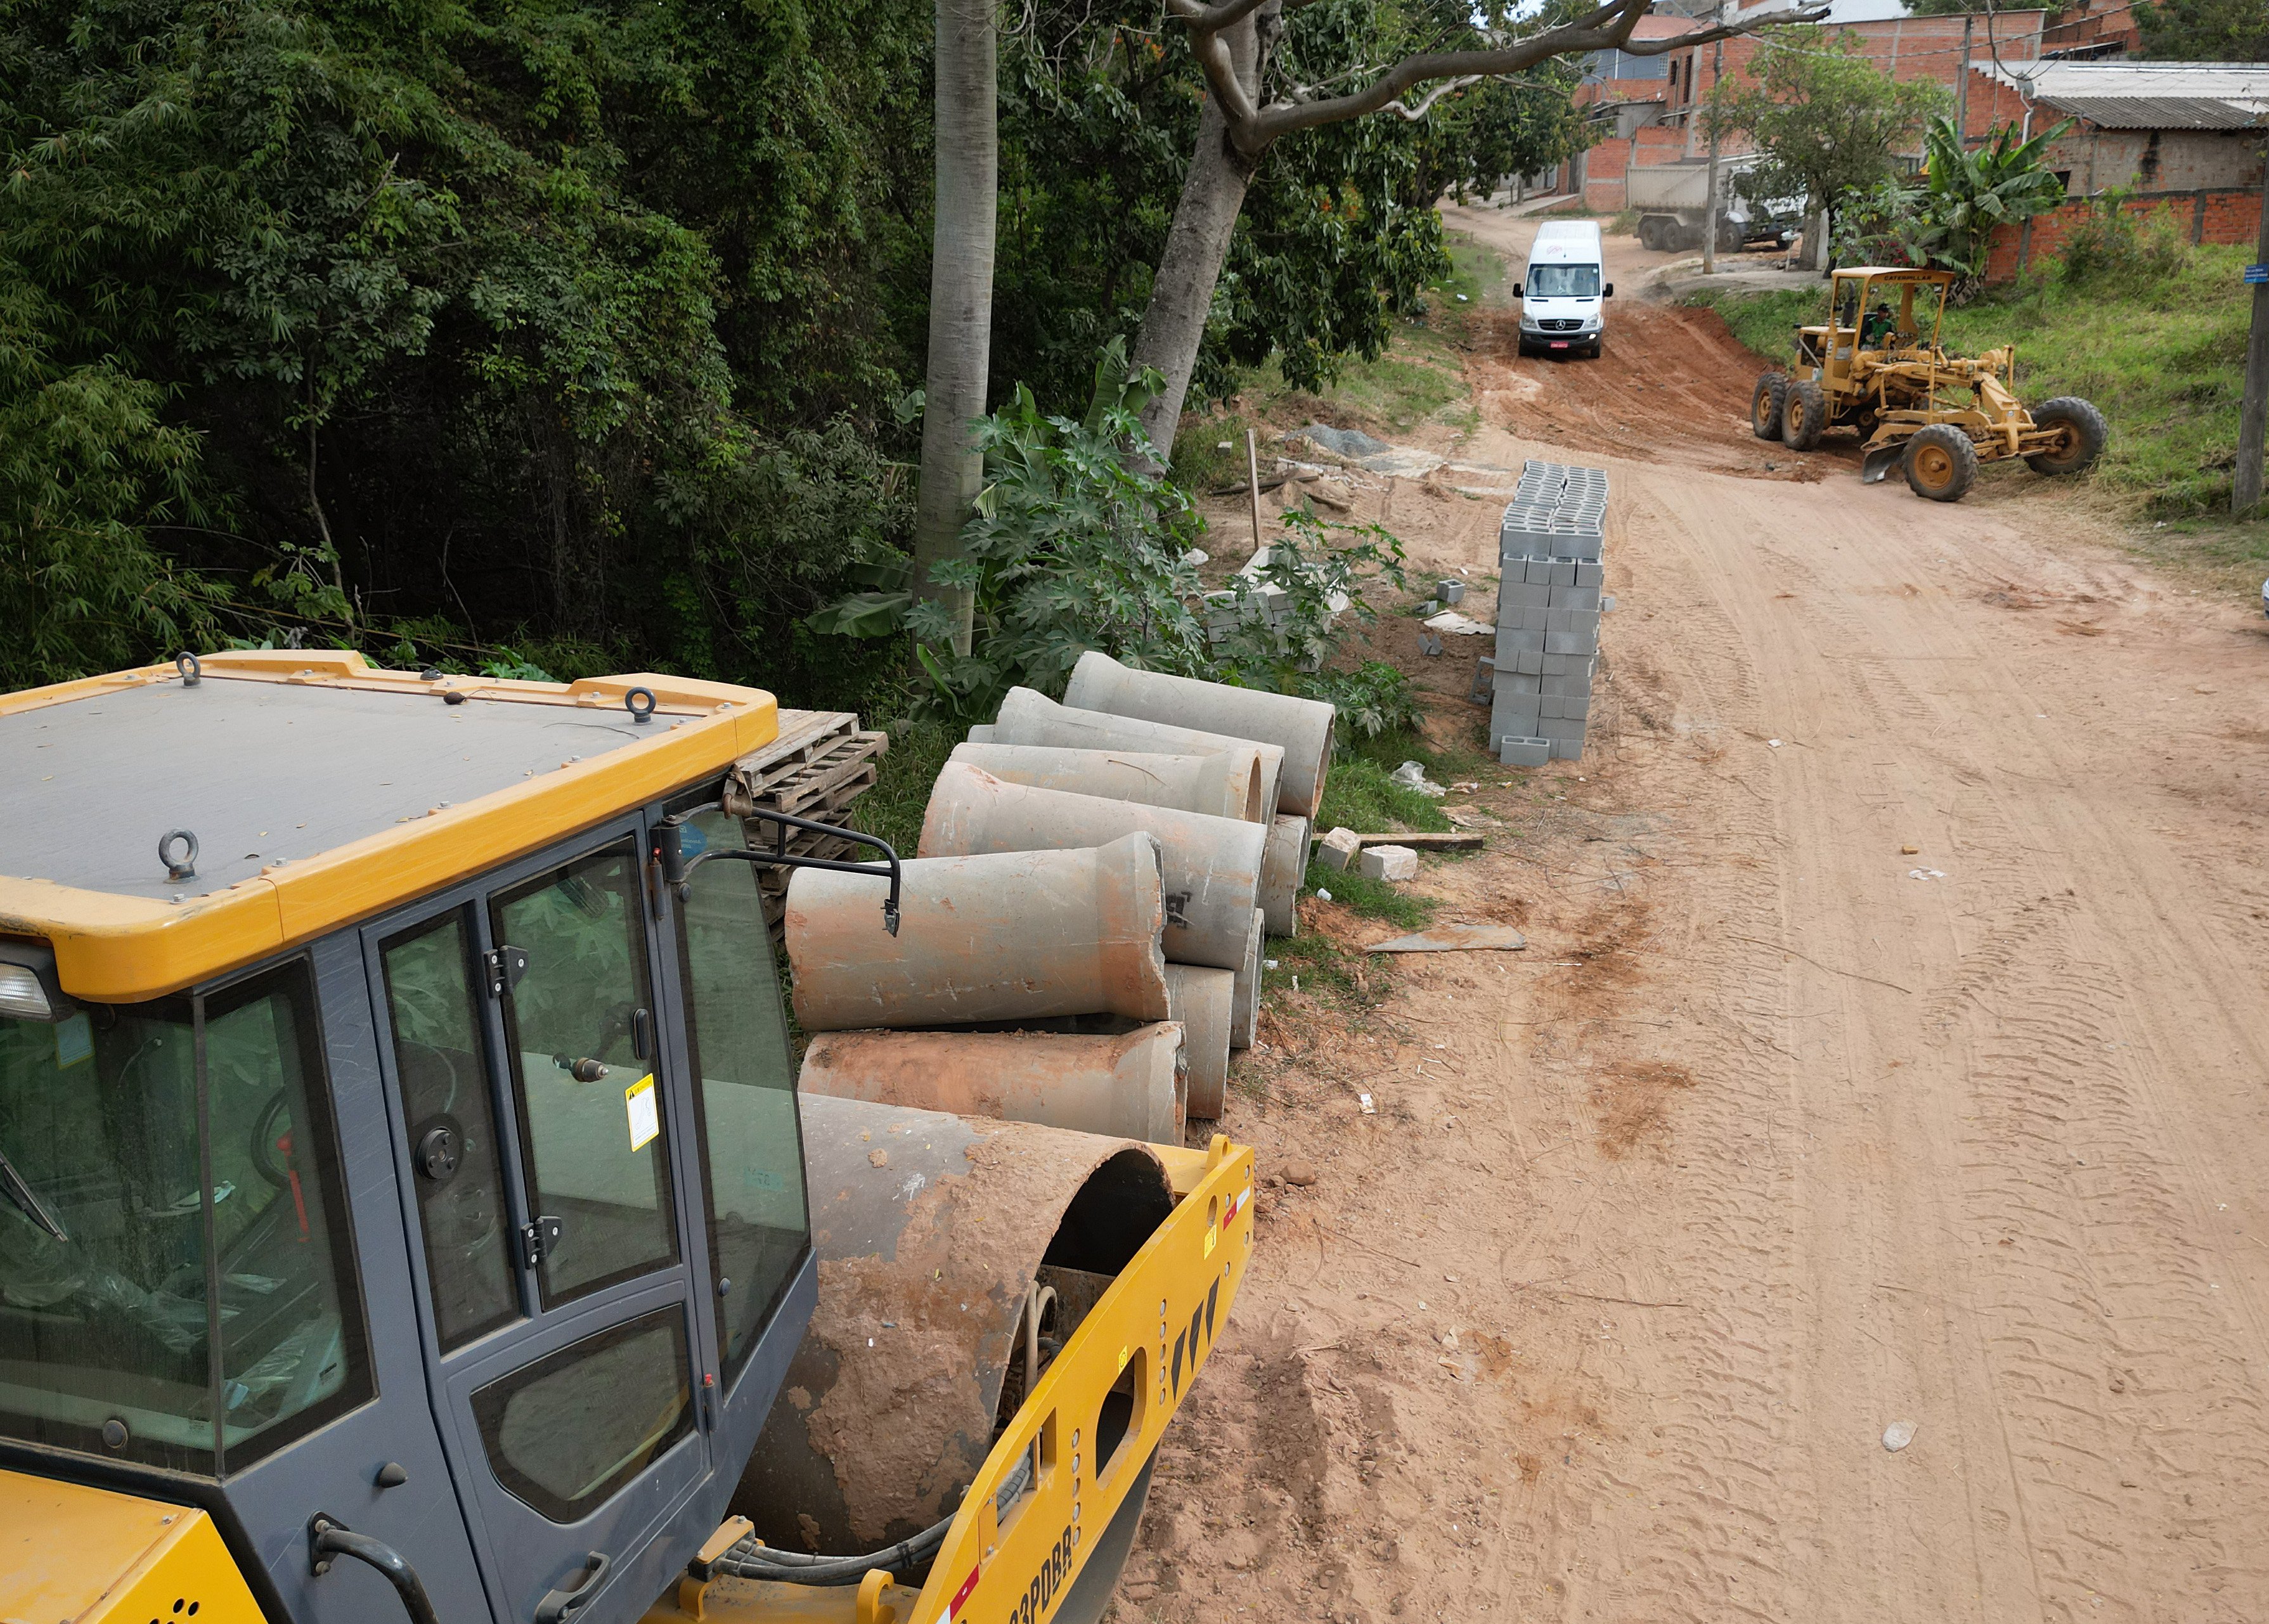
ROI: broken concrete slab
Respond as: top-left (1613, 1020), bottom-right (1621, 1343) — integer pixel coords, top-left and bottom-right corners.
top-left (1358, 844), bottom-right (1418, 882)
top-left (1316, 825), bottom-right (1363, 871)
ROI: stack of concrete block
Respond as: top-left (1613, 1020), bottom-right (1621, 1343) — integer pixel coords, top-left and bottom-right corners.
top-left (1489, 460), bottom-right (1608, 766)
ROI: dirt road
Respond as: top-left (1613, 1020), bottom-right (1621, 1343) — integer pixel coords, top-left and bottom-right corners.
top-left (1111, 213), bottom-right (2269, 1621)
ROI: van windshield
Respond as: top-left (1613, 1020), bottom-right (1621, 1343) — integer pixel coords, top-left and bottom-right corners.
top-left (1528, 264), bottom-right (1600, 298)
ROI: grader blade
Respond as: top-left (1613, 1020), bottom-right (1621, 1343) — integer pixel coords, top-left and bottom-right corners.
top-left (1861, 441), bottom-right (1904, 484)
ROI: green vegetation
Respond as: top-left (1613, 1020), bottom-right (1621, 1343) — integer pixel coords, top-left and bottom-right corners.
top-left (2137, 0), bottom-right (2269, 59)
top-left (1304, 858), bottom-right (1438, 929)
top-left (847, 717), bottom-right (956, 858)
top-left (1316, 756), bottom-right (1454, 835)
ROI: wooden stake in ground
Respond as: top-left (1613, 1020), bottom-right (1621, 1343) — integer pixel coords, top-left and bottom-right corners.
top-left (1247, 426), bottom-right (1265, 552)
top-left (2233, 141), bottom-right (2269, 516)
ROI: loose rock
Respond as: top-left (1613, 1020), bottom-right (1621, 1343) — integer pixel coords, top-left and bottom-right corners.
top-left (1283, 1161), bottom-right (1319, 1187)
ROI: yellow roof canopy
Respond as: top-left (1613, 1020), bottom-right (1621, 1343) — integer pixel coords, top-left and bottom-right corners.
top-left (0, 650), bottom-right (778, 1001)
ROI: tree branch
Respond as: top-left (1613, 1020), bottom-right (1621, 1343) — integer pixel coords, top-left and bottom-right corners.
top-left (1178, 0), bottom-right (1827, 156)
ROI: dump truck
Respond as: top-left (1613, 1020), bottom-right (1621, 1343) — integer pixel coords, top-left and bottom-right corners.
top-left (1625, 158), bottom-right (1797, 254)
top-left (0, 648), bottom-right (1255, 1624)
top-left (1750, 265), bottom-right (2107, 502)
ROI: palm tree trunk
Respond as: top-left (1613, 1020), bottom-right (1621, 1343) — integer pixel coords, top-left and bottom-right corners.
top-left (910, 0), bottom-right (999, 655)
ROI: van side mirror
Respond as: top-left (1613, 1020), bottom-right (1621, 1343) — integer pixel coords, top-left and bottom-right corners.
top-left (1603, 283), bottom-right (1615, 299)
top-left (1509, 285), bottom-right (1522, 298)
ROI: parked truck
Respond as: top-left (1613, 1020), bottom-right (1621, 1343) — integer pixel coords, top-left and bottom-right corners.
top-left (1626, 158), bottom-right (1798, 254)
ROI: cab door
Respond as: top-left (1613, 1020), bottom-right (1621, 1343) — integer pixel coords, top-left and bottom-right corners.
top-left (368, 819), bottom-right (712, 1624)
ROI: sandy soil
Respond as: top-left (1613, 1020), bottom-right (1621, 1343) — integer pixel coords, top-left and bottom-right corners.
top-left (1110, 212), bottom-right (2269, 1622)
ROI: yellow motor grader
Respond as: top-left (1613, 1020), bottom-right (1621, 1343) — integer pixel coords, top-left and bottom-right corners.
top-left (1750, 266), bottom-right (2107, 503)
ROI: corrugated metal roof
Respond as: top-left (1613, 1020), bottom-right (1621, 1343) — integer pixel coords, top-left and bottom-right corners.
top-left (1979, 60), bottom-right (2269, 129)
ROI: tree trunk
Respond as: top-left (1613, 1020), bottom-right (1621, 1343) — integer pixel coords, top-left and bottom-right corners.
top-left (910, 0), bottom-right (999, 655)
top-left (1809, 202), bottom-right (1832, 274)
top-left (1130, 9), bottom-right (1270, 471)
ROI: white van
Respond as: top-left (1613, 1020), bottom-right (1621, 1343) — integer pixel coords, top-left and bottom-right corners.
top-left (1515, 219), bottom-right (1612, 359)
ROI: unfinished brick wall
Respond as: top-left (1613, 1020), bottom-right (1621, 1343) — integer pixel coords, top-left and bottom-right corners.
top-left (1982, 188), bottom-right (2265, 281)
top-left (1583, 138), bottom-right (1632, 210)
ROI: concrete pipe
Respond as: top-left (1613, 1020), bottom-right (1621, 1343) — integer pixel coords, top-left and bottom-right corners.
top-left (799, 1022), bottom-right (1187, 1145)
top-left (1259, 814), bottom-right (1309, 938)
top-left (1229, 909), bottom-right (1264, 1049)
top-left (919, 763), bottom-right (1264, 972)
top-left (1063, 650), bottom-right (1336, 819)
top-left (1165, 963), bottom-right (1234, 1120)
top-left (948, 740), bottom-right (1267, 823)
top-left (966, 724), bottom-right (997, 743)
top-left (993, 687), bottom-right (1286, 827)
top-left (785, 832), bottom-right (1170, 1029)
top-left (733, 1093), bottom-right (1176, 1550)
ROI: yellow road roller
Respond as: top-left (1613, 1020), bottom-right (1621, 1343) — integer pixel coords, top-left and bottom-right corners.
top-left (0, 650), bottom-right (1253, 1623)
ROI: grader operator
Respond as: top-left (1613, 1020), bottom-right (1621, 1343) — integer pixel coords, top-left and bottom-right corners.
top-left (0, 650), bottom-right (1253, 1624)
top-left (1751, 266), bottom-right (2107, 503)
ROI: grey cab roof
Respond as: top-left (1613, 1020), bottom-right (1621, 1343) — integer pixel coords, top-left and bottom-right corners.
top-left (4, 677), bottom-right (664, 903)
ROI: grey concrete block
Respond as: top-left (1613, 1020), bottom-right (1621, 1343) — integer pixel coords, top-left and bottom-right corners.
top-left (1567, 609), bottom-right (1600, 635)
top-left (1549, 561), bottom-right (1577, 586)
top-left (1574, 562), bottom-right (1605, 587)
top-left (1601, 595), bottom-right (1617, 612)
top-left (1504, 580), bottom-right (1551, 609)
top-left (1499, 735), bottom-right (1551, 767)
top-left (1494, 625), bottom-right (1543, 662)
top-left (1541, 716), bottom-right (1586, 740)
top-left (1549, 735), bottom-right (1585, 761)
top-left (1544, 608), bottom-right (1571, 635)
top-left (1555, 586), bottom-right (1601, 612)
top-left (1512, 647), bottom-right (1544, 676)
top-left (1541, 671), bottom-right (1591, 695)
top-left (1494, 669), bottom-right (1542, 694)
top-left (1542, 653), bottom-right (1595, 677)
top-left (1525, 558), bottom-right (1556, 584)
top-left (1544, 629), bottom-right (1591, 656)
top-left (1467, 654), bottom-right (1494, 706)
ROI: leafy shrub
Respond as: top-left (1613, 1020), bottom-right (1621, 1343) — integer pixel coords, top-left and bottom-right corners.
top-left (1302, 659), bottom-right (1425, 742)
top-left (2060, 195), bottom-right (2194, 293)
top-left (1208, 510), bottom-right (1408, 692)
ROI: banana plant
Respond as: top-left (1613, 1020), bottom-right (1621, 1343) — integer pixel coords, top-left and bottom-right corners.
top-left (1918, 115), bottom-right (2074, 282)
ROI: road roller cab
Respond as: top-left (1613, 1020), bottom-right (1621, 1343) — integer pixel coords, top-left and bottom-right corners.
top-left (0, 651), bottom-right (1255, 1624)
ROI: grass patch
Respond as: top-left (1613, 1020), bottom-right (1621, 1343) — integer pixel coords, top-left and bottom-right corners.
top-left (1316, 754), bottom-right (1454, 835)
top-left (848, 717), bottom-right (955, 856)
top-left (1171, 413), bottom-right (1260, 498)
top-left (1438, 229), bottom-right (1507, 307)
top-left (1683, 242), bottom-right (2265, 525)
top-left (1306, 857), bottom-right (1437, 929)
top-left (1607, 207), bottom-right (1639, 237)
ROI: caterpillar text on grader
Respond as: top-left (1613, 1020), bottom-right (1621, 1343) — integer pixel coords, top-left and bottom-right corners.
top-left (1750, 266), bottom-right (2108, 502)
top-left (0, 650), bottom-right (1254, 1624)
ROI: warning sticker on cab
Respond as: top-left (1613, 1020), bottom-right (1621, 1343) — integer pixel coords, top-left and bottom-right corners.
top-left (625, 1074), bottom-right (659, 1151)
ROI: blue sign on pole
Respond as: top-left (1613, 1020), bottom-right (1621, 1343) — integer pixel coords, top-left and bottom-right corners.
top-left (2248, 263), bottom-right (2269, 284)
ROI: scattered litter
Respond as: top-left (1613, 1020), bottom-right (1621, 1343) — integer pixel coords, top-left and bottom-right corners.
top-left (1184, 547), bottom-right (1210, 565)
top-left (1215, 441), bottom-right (1233, 451)
top-left (1358, 1092), bottom-right (1376, 1115)
top-left (1455, 293), bottom-right (1470, 302)
top-left (1389, 761), bottom-right (1448, 797)
top-left (1908, 868), bottom-right (1947, 880)
top-left (1767, 738), bottom-right (1783, 748)
top-left (1316, 888), bottom-right (1333, 902)
top-left (1901, 844), bottom-right (1919, 854)
top-left (1422, 610), bottom-right (1492, 636)
top-left (1882, 1420), bottom-right (1918, 1452)
top-left (1443, 806), bottom-right (1501, 830)
top-left (1264, 958), bottom-right (1279, 970)
top-left (1368, 925), bottom-right (1528, 953)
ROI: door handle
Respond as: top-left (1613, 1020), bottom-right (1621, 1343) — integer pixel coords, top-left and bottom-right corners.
top-left (534, 1550), bottom-right (612, 1623)
top-left (308, 1513), bottom-right (442, 1624)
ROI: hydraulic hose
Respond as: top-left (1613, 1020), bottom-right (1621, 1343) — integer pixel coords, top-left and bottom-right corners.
top-left (713, 1455), bottom-right (1033, 1587)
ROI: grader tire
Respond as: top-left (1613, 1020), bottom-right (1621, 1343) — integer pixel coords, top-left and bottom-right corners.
top-left (1751, 374), bottom-right (1787, 441)
top-left (2025, 396), bottom-right (2108, 477)
top-left (1903, 425), bottom-right (1979, 503)
top-left (1781, 379), bottom-right (1828, 451)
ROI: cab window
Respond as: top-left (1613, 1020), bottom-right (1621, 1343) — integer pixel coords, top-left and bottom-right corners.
top-left (0, 960), bottom-right (372, 1473)
top-left (674, 811), bottom-right (810, 1380)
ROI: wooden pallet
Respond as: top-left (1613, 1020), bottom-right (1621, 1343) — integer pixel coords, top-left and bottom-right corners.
top-left (727, 710), bottom-right (891, 932)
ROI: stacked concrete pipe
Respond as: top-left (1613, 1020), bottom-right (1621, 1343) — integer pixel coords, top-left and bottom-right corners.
top-left (918, 762), bottom-right (1264, 972)
top-left (1063, 650), bottom-right (1336, 819)
top-left (992, 686), bottom-right (1287, 826)
top-left (784, 832), bottom-right (1170, 1029)
top-left (799, 1022), bottom-right (1187, 1144)
top-left (1229, 910), bottom-right (1264, 1048)
top-left (1163, 963), bottom-right (1234, 1119)
top-left (1259, 814), bottom-right (1309, 937)
top-left (947, 740), bottom-right (1267, 822)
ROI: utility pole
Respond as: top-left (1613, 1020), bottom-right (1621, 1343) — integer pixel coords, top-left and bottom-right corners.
top-left (1702, 35), bottom-right (1725, 274)
top-left (2233, 141), bottom-right (2269, 515)
top-left (1954, 14), bottom-right (1973, 148)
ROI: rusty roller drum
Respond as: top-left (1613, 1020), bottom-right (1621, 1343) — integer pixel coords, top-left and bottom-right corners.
top-left (1063, 650), bottom-right (1336, 819)
top-left (785, 832), bottom-right (1170, 1029)
top-left (1164, 963), bottom-right (1234, 1119)
top-left (1229, 910), bottom-right (1264, 1049)
top-left (798, 1022), bottom-right (1186, 1144)
top-left (732, 1093), bottom-right (1176, 1557)
top-left (919, 763), bottom-right (1265, 973)
top-left (993, 687), bottom-right (1286, 826)
top-left (1259, 814), bottom-right (1309, 938)
top-left (948, 740), bottom-right (1267, 823)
